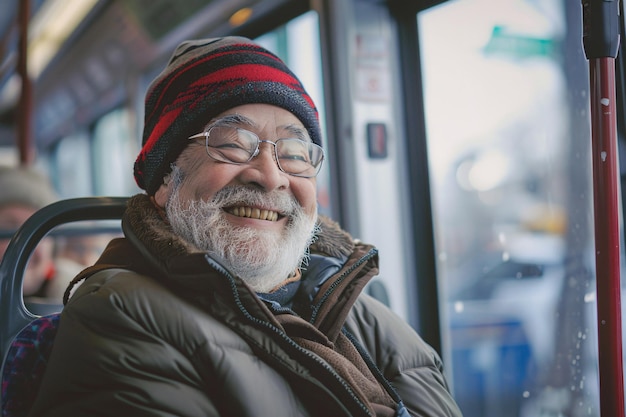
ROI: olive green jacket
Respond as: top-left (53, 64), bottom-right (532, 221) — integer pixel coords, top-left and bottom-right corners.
top-left (28, 194), bottom-right (462, 417)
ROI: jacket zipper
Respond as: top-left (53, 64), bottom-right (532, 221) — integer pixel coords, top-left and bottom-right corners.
top-left (308, 248), bottom-right (410, 414)
top-left (309, 247), bottom-right (378, 324)
top-left (343, 328), bottom-right (403, 403)
top-left (205, 256), bottom-right (373, 417)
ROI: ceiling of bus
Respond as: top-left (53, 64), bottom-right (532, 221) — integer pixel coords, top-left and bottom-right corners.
top-left (0, 0), bottom-right (271, 149)
top-left (0, 0), bottom-right (224, 92)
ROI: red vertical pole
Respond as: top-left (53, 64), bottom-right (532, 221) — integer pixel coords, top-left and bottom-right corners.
top-left (589, 57), bottom-right (624, 417)
top-left (17, 0), bottom-right (33, 165)
top-left (582, 0), bottom-right (624, 415)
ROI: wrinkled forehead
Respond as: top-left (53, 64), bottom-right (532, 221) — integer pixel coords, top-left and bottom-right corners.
top-left (205, 104), bottom-right (313, 142)
top-left (206, 114), bottom-right (312, 142)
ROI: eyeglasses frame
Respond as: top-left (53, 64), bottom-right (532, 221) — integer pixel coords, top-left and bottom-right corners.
top-left (188, 126), bottom-right (324, 178)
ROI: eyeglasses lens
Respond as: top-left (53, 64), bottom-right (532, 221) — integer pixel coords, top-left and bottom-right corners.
top-left (205, 127), bottom-right (323, 177)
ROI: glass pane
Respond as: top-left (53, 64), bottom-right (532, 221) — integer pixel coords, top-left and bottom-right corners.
top-left (418, 1), bottom-right (601, 416)
top-left (53, 131), bottom-right (92, 198)
top-left (92, 108), bottom-right (141, 196)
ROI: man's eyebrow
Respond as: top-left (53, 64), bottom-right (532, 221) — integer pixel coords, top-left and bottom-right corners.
top-left (206, 114), bottom-right (255, 129)
top-left (205, 115), bottom-right (311, 142)
top-left (280, 124), bottom-right (311, 142)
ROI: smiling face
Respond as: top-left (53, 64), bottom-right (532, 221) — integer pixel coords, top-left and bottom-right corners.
top-left (154, 104), bottom-right (320, 292)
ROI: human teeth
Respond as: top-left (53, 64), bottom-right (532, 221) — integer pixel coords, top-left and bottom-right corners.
top-left (229, 206), bottom-right (279, 221)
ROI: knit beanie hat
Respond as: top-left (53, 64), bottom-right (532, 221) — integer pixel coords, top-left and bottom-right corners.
top-left (134, 36), bottom-right (321, 195)
top-left (0, 166), bottom-right (58, 210)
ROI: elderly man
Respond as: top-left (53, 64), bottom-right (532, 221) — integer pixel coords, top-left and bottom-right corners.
top-left (29, 37), bottom-right (462, 417)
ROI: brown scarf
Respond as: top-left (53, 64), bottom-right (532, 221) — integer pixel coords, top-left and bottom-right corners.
top-left (276, 314), bottom-right (397, 417)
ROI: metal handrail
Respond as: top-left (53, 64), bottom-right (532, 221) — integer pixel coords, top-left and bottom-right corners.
top-left (0, 197), bottom-right (128, 362)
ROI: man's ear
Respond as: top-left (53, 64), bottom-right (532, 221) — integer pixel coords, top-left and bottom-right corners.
top-left (153, 181), bottom-right (171, 208)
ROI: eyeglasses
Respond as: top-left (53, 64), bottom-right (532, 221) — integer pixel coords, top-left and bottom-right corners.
top-left (188, 126), bottom-right (324, 178)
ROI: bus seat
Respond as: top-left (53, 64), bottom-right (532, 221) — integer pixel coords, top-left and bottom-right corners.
top-left (1, 314), bottom-right (60, 417)
top-left (0, 197), bottom-right (128, 416)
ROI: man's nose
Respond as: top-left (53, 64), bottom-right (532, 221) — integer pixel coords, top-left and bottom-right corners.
top-left (241, 142), bottom-right (289, 191)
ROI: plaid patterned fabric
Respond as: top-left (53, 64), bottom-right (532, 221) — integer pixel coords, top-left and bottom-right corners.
top-left (1, 314), bottom-right (60, 417)
top-left (134, 36), bottom-right (321, 195)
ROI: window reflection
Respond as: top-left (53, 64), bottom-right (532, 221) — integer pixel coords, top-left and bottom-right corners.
top-left (418, 0), bottom-right (600, 416)
top-left (92, 108), bottom-right (141, 196)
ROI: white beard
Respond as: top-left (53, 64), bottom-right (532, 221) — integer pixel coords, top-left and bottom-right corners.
top-left (165, 169), bottom-right (318, 293)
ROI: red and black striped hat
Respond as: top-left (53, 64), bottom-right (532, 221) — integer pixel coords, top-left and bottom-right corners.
top-left (134, 36), bottom-right (321, 195)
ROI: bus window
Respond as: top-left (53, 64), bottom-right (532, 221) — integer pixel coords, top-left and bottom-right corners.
top-left (418, 1), bottom-right (599, 416)
top-left (52, 131), bottom-right (92, 198)
top-left (92, 108), bottom-right (141, 196)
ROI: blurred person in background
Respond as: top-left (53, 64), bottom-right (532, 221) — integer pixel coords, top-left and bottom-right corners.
top-left (0, 165), bottom-right (59, 304)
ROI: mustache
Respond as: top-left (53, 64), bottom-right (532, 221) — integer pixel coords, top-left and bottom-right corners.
top-left (189, 186), bottom-right (302, 217)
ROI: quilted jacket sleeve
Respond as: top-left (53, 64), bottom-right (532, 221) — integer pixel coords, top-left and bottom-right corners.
top-left (27, 269), bottom-right (220, 417)
top-left (344, 294), bottom-right (463, 417)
